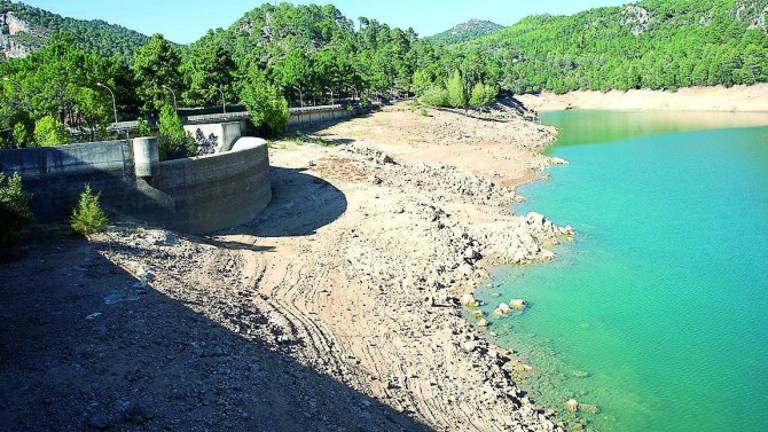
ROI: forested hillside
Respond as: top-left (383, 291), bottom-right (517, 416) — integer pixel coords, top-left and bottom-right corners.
top-left (185, 3), bottom-right (438, 106)
top-left (1, 0), bottom-right (768, 150)
top-left (443, 0), bottom-right (768, 94)
top-left (0, 0), bottom-right (149, 59)
top-left (429, 19), bottom-right (504, 45)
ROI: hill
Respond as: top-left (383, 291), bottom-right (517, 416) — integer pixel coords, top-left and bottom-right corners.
top-left (0, 0), bottom-right (150, 59)
top-left (449, 0), bottom-right (768, 94)
top-left (429, 19), bottom-right (503, 45)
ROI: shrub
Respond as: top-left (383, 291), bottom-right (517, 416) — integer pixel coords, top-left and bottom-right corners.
top-left (0, 172), bottom-right (34, 244)
top-left (12, 122), bottom-right (32, 148)
top-left (34, 115), bottom-right (69, 147)
top-left (470, 82), bottom-right (498, 108)
top-left (70, 184), bottom-right (108, 235)
top-left (419, 107), bottom-right (429, 117)
top-left (446, 70), bottom-right (468, 109)
top-left (137, 117), bottom-right (151, 136)
top-left (157, 104), bottom-right (196, 160)
top-left (359, 96), bottom-right (372, 110)
top-left (419, 86), bottom-right (449, 107)
top-left (240, 69), bottom-right (290, 135)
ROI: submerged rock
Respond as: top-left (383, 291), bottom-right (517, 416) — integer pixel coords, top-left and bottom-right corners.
top-left (510, 299), bottom-right (528, 311)
top-left (565, 399), bottom-right (580, 413)
top-left (494, 303), bottom-right (511, 316)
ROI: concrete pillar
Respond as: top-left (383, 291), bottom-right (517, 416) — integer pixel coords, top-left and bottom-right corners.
top-left (133, 137), bottom-right (159, 179)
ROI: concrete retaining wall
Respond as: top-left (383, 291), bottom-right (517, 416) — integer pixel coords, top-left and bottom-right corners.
top-left (287, 106), bottom-right (352, 129)
top-left (183, 121), bottom-right (244, 153)
top-left (0, 137), bottom-right (271, 234)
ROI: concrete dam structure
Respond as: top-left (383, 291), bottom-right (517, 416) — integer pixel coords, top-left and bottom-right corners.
top-left (0, 134), bottom-right (271, 234)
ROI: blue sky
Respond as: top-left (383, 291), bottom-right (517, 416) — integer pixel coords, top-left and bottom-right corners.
top-left (22, 0), bottom-right (629, 44)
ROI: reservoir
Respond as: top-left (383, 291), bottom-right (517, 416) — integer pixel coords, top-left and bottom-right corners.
top-left (478, 110), bottom-right (768, 431)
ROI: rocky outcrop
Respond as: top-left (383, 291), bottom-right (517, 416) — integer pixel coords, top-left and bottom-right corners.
top-left (621, 5), bottom-right (652, 36)
top-left (0, 12), bottom-right (38, 58)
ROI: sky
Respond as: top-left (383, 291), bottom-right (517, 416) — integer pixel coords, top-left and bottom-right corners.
top-left (21, 0), bottom-right (629, 44)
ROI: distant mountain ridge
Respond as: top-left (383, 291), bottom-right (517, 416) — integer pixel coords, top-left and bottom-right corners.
top-left (0, 0), bottom-right (150, 59)
top-left (450, 0), bottom-right (768, 93)
top-left (429, 19), bottom-right (503, 45)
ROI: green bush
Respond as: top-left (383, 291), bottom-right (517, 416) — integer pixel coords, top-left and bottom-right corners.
top-left (469, 82), bottom-right (498, 108)
top-left (137, 117), bottom-right (151, 136)
top-left (240, 69), bottom-right (290, 135)
top-left (12, 122), bottom-right (32, 148)
top-left (157, 104), bottom-right (196, 160)
top-left (70, 184), bottom-right (108, 235)
top-left (34, 115), bottom-right (69, 147)
top-left (446, 70), bottom-right (468, 109)
top-left (0, 172), bottom-right (34, 244)
top-left (419, 86), bottom-right (449, 107)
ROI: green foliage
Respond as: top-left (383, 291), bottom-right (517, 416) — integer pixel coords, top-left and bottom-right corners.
top-left (70, 184), bottom-right (108, 236)
top-left (446, 70), bottom-right (468, 108)
top-left (0, 33), bottom-right (116, 141)
top-left (157, 104), bottom-right (195, 160)
top-left (180, 29), bottom-right (237, 107)
top-left (419, 86), bottom-right (449, 107)
top-left (34, 116), bottom-right (68, 147)
top-left (136, 118), bottom-right (151, 137)
top-left (469, 82), bottom-right (498, 107)
top-left (131, 34), bottom-right (182, 112)
top-left (448, 0), bottom-right (768, 94)
top-left (12, 122), bottom-right (31, 148)
top-left (240, 69), bottom-right (290, 135)
top-left (0, 0), bottom-right (150, 58)
top-left (430, 20), bottom-right (504, 46)
top-left (0, 172), bottom-right (34, 245)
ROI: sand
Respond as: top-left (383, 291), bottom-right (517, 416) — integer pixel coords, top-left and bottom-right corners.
top-left (517, 84), bottom-right (768, 112)
top-left (2, 102), bottom-right (575, 431)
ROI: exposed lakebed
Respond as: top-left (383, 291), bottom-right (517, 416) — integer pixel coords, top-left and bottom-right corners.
top-left (478, 110), bottom-right (768, 431)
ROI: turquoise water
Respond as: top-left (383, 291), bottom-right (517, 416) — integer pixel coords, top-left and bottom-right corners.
top-left (477, 111), bottom-right (768, 431)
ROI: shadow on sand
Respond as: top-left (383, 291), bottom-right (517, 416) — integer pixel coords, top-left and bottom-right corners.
top-left (228, 166), bottom-right (349, 239)
top-left (0, 234), bottom-right (432, 431)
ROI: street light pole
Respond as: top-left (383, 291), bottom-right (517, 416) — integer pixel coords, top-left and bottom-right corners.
top-left (162, 85), bottom-right (177, 111)
top-left (217, 87), bottom-right (226, 114)
top-left (96, 82), bottom-right (122, 139)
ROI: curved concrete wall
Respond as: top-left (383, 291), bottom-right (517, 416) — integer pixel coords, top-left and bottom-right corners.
top-left (141, 139), bottom-right (271, 234)
top-left (0, 137), bottom-right (271, 234)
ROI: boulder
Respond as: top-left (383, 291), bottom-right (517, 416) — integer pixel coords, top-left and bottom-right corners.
top-left (510, 299), bottom-right (528, 311)
top-left (460, 293), bottom-right (478, 307)
top-left (494, 303), bottom-right (511, 316)
top-left (565, 399), bottom-right (579, 413)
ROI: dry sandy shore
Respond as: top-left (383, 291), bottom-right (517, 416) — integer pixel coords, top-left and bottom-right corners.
top-left (517, 84), bottom-right (768, 112)
top-left (1, 102), bottom-right (577, 431)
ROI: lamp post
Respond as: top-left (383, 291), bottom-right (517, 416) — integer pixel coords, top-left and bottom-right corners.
top-left (96, 82), bottom-right (122, 139)
top-left (162, 85), bottom-right (177, 111)
top-left (217, 87), bottom-right (227, 114)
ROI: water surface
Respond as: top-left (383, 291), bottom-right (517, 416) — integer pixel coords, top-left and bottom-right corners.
top-left (478, 110), bottom-right (768, 431)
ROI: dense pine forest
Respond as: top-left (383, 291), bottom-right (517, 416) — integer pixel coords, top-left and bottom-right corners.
top-left (448, 0), bottom-right (768, 94)
top-left (0, 0), bottom-right (149, 58)
top-left (429, 20), bottom-right (504, 46)
top-left (0, 0), bottom-right (767, 149)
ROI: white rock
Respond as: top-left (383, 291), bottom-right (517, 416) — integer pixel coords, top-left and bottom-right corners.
top-left (510, 299), bottom-right (528, 311)
top-left (460, 293), bottom-right (478, 307)
top-left (494, 303), bottom-right (511, 316)
top-left (565, 399), bottom-right (579, 412)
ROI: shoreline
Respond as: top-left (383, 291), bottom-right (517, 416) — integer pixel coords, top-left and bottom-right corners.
top-left (2, 102), bottom-right (573, 431)
top-left (516, 84), bottom-right (768, 113)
